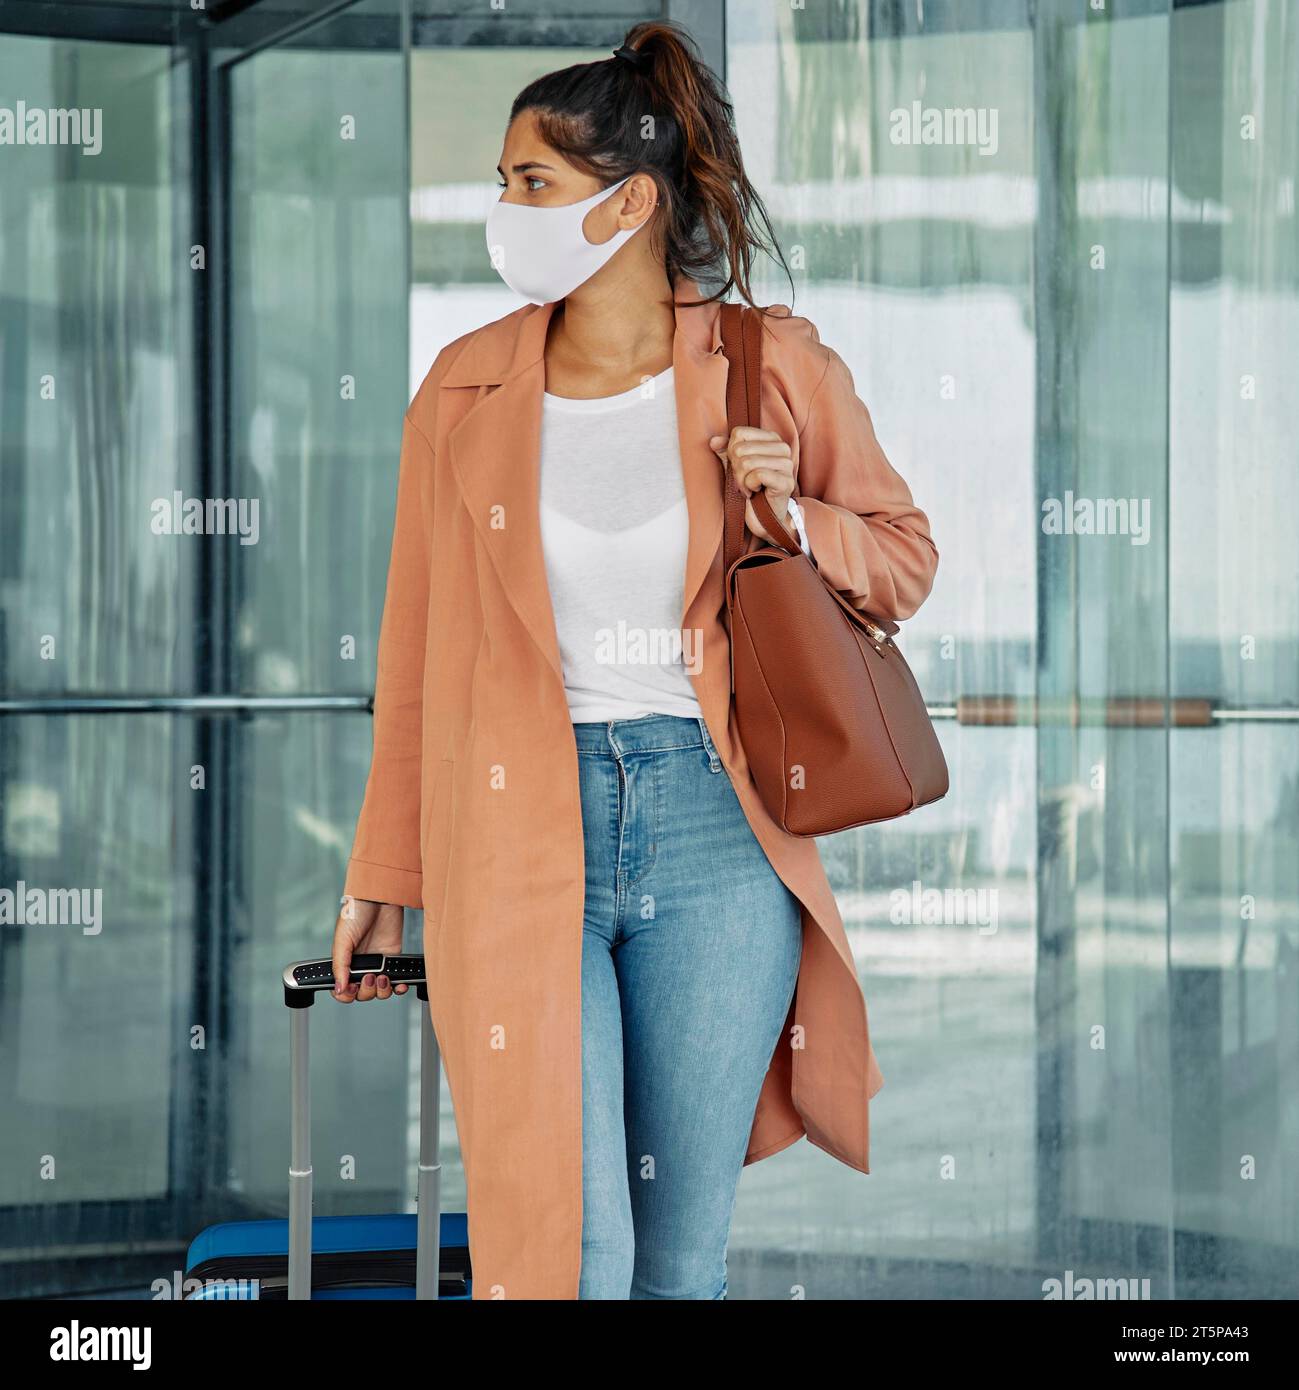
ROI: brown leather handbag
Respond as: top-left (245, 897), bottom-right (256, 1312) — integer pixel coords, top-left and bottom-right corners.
top-left (718, 302), bottom-right (949, 836)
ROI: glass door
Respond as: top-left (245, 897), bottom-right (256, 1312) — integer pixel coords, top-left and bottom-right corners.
top-left (718, 0), bottom-right (1299, 1299)
top-left (0, 0), bottom-right (414, 1295)
top-left (211, 0), bottom-right (417, 1246)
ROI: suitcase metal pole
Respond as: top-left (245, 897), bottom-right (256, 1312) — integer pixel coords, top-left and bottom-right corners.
top-left (283, 954), bottom-right (441, 1301)
top-left (288, 1006), bottom-right (313, 1300)
top-left (415, 986), bottom-right (441, 1300)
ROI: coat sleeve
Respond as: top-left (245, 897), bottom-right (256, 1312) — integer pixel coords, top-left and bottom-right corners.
top-left (342, 410), bottom-right (433, 910)
top-left (792, 333), bottom-right (938, 621)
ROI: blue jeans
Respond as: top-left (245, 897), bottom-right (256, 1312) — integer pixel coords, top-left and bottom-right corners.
top-left (573, 714), bottom-right (803, 1300)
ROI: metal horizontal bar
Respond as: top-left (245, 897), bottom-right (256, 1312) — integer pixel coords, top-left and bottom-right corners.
top-left (2, 696), bottom-right (1293, 723)
top-left (0, 696), bottom-right (373, 715)
top-left (1209, 708), bottom-right (1299, 722)
top-left (930, 698), bottom-right (1299, 726)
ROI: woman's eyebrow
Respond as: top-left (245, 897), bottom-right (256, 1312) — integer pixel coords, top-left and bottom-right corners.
top-left (496, 161), bottom-right (558, 176)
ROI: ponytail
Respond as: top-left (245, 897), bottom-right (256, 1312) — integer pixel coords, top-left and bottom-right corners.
top-left (507, 19), bottom-right (793, 312)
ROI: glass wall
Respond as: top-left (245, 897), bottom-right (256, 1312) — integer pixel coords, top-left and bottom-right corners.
top-left (0, 1), bottom-right (412, 1296)
top-left (719, 0), bottom-right (1298, 1298)
top-left (1166, 0), bottom-right (1299, 1294)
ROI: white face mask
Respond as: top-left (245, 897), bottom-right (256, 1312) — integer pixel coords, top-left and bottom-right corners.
top-left (485, 174), bottom-right (644, 304)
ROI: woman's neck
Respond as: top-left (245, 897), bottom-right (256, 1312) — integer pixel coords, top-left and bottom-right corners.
top-left (543, 264), bottom-right (677, 397)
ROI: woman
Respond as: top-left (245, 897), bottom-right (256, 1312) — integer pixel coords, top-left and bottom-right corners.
top-left (330, 20), bottom-right (938, 1301)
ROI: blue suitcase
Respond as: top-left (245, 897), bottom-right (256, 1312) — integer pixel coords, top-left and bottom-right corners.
top-left (185, 954), bottom-right (471, 1300)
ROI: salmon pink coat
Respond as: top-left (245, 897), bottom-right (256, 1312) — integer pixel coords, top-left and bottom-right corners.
top-left (343, 276), bottom-right (938, 1300)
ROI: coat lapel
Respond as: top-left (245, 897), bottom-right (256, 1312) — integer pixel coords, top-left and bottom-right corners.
top-left (442, 277), bottom-right (733, 684)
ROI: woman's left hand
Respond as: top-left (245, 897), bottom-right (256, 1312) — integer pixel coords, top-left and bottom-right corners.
top-left (709, 426), bottom-right (797, 544)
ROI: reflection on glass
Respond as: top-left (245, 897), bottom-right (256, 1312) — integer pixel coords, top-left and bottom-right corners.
top-left (229, 4), bottom-right (408, 695)
top-left (1168, 0), bottom-right (1299, 1296)
top-left (0, 714), bottom-right (187, 1296)
top-left (0, 38), bottom-right (196, 697)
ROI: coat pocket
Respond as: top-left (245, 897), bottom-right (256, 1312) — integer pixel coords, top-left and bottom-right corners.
top-left (423, 758), bottom-right (456, 947)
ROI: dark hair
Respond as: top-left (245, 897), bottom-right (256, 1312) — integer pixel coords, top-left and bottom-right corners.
top-left (507, 19), bottom-right (793, 312)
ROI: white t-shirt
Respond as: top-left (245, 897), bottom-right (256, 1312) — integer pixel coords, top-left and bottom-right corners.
top-left (538, 364), bottom-right (811, 724)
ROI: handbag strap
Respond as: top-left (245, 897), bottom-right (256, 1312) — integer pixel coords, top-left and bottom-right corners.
top-left (718, 302), bottom-right (803, 576)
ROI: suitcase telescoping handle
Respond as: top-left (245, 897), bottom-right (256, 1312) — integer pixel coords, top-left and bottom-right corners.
top-left (281, 955), bottom-right (441, 1301)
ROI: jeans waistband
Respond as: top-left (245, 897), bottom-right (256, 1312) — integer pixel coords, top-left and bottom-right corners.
top-left (572, 713), bottom-right (719, 761)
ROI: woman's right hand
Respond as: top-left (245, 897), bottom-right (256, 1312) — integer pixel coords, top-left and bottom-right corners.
top-left (331, 896), bottom-right (408, 1002)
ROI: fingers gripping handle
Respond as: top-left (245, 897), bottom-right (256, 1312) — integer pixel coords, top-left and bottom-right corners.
top-left (283, 952), bottom-right (427, 1007)
top-left (718, 302), bottom-right (804, 567)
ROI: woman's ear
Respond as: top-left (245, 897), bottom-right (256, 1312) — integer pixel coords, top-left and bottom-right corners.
top-left (620, 172), bottom-right (658, 228)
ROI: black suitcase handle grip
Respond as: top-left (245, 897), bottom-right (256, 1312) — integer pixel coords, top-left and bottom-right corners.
top-left (282, 955), bottom-right (428, 1008)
